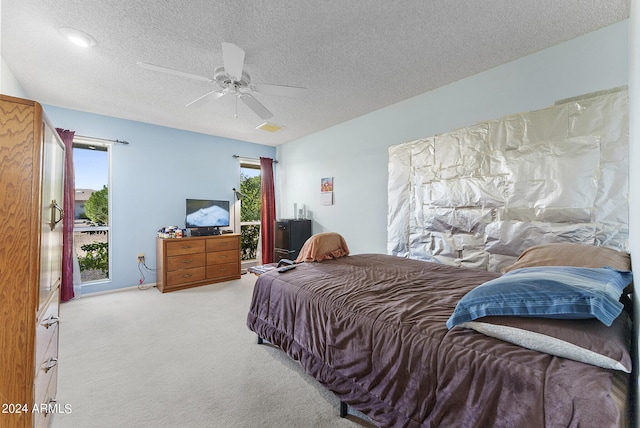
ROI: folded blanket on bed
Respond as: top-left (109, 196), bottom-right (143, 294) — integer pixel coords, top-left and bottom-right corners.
top-left (295, 232), bottom-right (350, 262)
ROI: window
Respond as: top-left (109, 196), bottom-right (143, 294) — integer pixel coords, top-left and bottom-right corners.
top-left (239, 160), bottom-right (261, 262)
top-left (73, 139), bottom-right (111, 283)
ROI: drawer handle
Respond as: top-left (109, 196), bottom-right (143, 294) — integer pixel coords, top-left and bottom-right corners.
top-left (181, 245), bottom-right (193, 249)
top-left (181, 259), bottom-right (193, 264)
top-left (182, 273), bottom-right (193, 278)
top-left (42, 315), bottom-right (60, 329)
top-left (43, 357), bottom-right (58, 373)
top-left (44, 398), bottom-right (56, 417)
top-left (219, 255), bottom-right (228, 259)
top-left (42, 315), bottom-right (59, 329)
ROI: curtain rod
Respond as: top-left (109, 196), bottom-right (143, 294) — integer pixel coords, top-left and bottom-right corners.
top-left (74, 134), bottom-right (130, 145)
top-left (232, 154), bottom-right (277, 163)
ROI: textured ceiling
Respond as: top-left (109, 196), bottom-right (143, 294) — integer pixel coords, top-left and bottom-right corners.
top-left (1, 0), bottom-right (630, 146)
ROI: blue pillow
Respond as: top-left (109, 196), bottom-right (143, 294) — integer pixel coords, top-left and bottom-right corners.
top-left (446, 266), bottom-right (632, 329)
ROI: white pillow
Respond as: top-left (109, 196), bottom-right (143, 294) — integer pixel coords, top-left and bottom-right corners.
top-left (461, 320), bottom-right (630, 372)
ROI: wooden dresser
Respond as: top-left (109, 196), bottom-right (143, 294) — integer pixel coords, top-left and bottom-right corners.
top-left (156, 234), bottom-right (241, 292)
top-left (0, 95), bottom-right (65, 427)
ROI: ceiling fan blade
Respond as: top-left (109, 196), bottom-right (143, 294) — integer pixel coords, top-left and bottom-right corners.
top-left (252, 83), bottom-right (307, 98)
top-left (185, 89), bottom-right (225, 107)
top-left (221, 42), bottom-right (245, 81)
top-left (239, 93), bottom-right (273, 120)
top-left (136, 61), bottom-right (212, 82)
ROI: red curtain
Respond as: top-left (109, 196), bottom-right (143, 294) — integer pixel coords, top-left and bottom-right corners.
top-left (260, 157), bottom-right (276, 264)
top-left (56, 129), bottom-right (75, 302)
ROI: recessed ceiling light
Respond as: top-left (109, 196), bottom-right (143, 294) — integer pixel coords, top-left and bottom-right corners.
top-left (256, 122), bottom-right (284, 133)
top-left (59, 27), bottom-right (97, 48)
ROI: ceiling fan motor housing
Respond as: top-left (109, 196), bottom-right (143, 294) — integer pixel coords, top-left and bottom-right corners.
top-left (213, 66), bottom-right (251, 92)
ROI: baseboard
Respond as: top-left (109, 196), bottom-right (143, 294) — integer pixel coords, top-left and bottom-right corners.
top-left (74, 282), bottom-right (157, 299)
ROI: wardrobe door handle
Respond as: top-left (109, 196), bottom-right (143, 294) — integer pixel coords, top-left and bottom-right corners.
top-left (49, 200), bottom-right (64, 231)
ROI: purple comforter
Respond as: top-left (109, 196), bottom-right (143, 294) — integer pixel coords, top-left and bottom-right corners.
top-left (246, 254), bottom-right (628, 427)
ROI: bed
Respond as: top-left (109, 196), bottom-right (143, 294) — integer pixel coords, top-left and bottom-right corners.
top-left (246, 238), bottom-right (632, 427)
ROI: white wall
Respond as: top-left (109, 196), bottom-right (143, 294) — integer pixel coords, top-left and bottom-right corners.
top-left (628, 0), bottom-right (639, 422)
top-left (43, 106), bottom-right (276, 294)
top-left (277, 20), bottom-right (629, 256)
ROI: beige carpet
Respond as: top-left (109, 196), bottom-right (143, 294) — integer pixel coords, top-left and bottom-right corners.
top-left (53, 275), bottom-right (375, 428)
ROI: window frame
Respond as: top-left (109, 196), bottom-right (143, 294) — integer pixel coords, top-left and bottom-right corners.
top-left (73, 137), bottom-right (113, 284)
top-left (239, 159), bottom-right (261, 263)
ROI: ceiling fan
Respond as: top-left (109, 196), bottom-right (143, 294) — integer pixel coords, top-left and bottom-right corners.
top-left (137, 42), bottom-right (306, 120)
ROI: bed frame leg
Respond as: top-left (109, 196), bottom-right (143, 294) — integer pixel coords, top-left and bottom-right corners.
top-left (257, 336), bottom-right (263, 344)
top-left (339, 401), bottom-right (348, 418)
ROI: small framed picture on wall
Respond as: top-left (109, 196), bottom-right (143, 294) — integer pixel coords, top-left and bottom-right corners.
top-left (321, 177), bottom-right (333, 205)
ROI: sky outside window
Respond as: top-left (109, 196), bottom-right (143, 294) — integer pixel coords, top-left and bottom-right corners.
top-left (74, 147), bottom-right (108, 190)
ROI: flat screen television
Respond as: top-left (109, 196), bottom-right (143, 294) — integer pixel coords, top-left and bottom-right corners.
top-left (185, 199), bottom-right (230, 229)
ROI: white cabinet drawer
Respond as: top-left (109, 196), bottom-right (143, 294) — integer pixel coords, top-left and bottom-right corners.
top-left (35, 289), bottom-right (59, 378)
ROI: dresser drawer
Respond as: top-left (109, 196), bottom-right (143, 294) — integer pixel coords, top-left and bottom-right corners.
top-left (207, 262), bottom-right (240, 279)
top-left (35, 290), bottom-right (59, 378)
top-left (206, 249), bottom-right (238, 265)
top-left (166, 253), bottom-right (205, 271)
top-left (206, 236), bottom-right (238, 252)
top-left (166, 267), bottom-right (206, 286)
top-left (165, 239), bottom-right (205, 256)
top-left (34, 324), bottom-right (59, 380)
top-left (34, 338), bottom-right (58, 412)
top-left (33, 363), bottom-right (58, 428)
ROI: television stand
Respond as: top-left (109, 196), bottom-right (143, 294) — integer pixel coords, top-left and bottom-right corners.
top-left (190, 227), bottom-right (221, 236)
top-left (156, 234), bottom-right (241, 292)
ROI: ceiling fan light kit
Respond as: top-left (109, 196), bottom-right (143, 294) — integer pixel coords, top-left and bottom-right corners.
top-left (137, 42), bottom-right (306, 122)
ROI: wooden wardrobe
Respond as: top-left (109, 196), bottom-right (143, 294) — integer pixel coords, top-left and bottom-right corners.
top-left (0, 95), bottom-right (65, 427)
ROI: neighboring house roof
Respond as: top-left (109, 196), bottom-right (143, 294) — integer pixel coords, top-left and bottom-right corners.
top-left (75, 189), bottom-right (95, 202)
